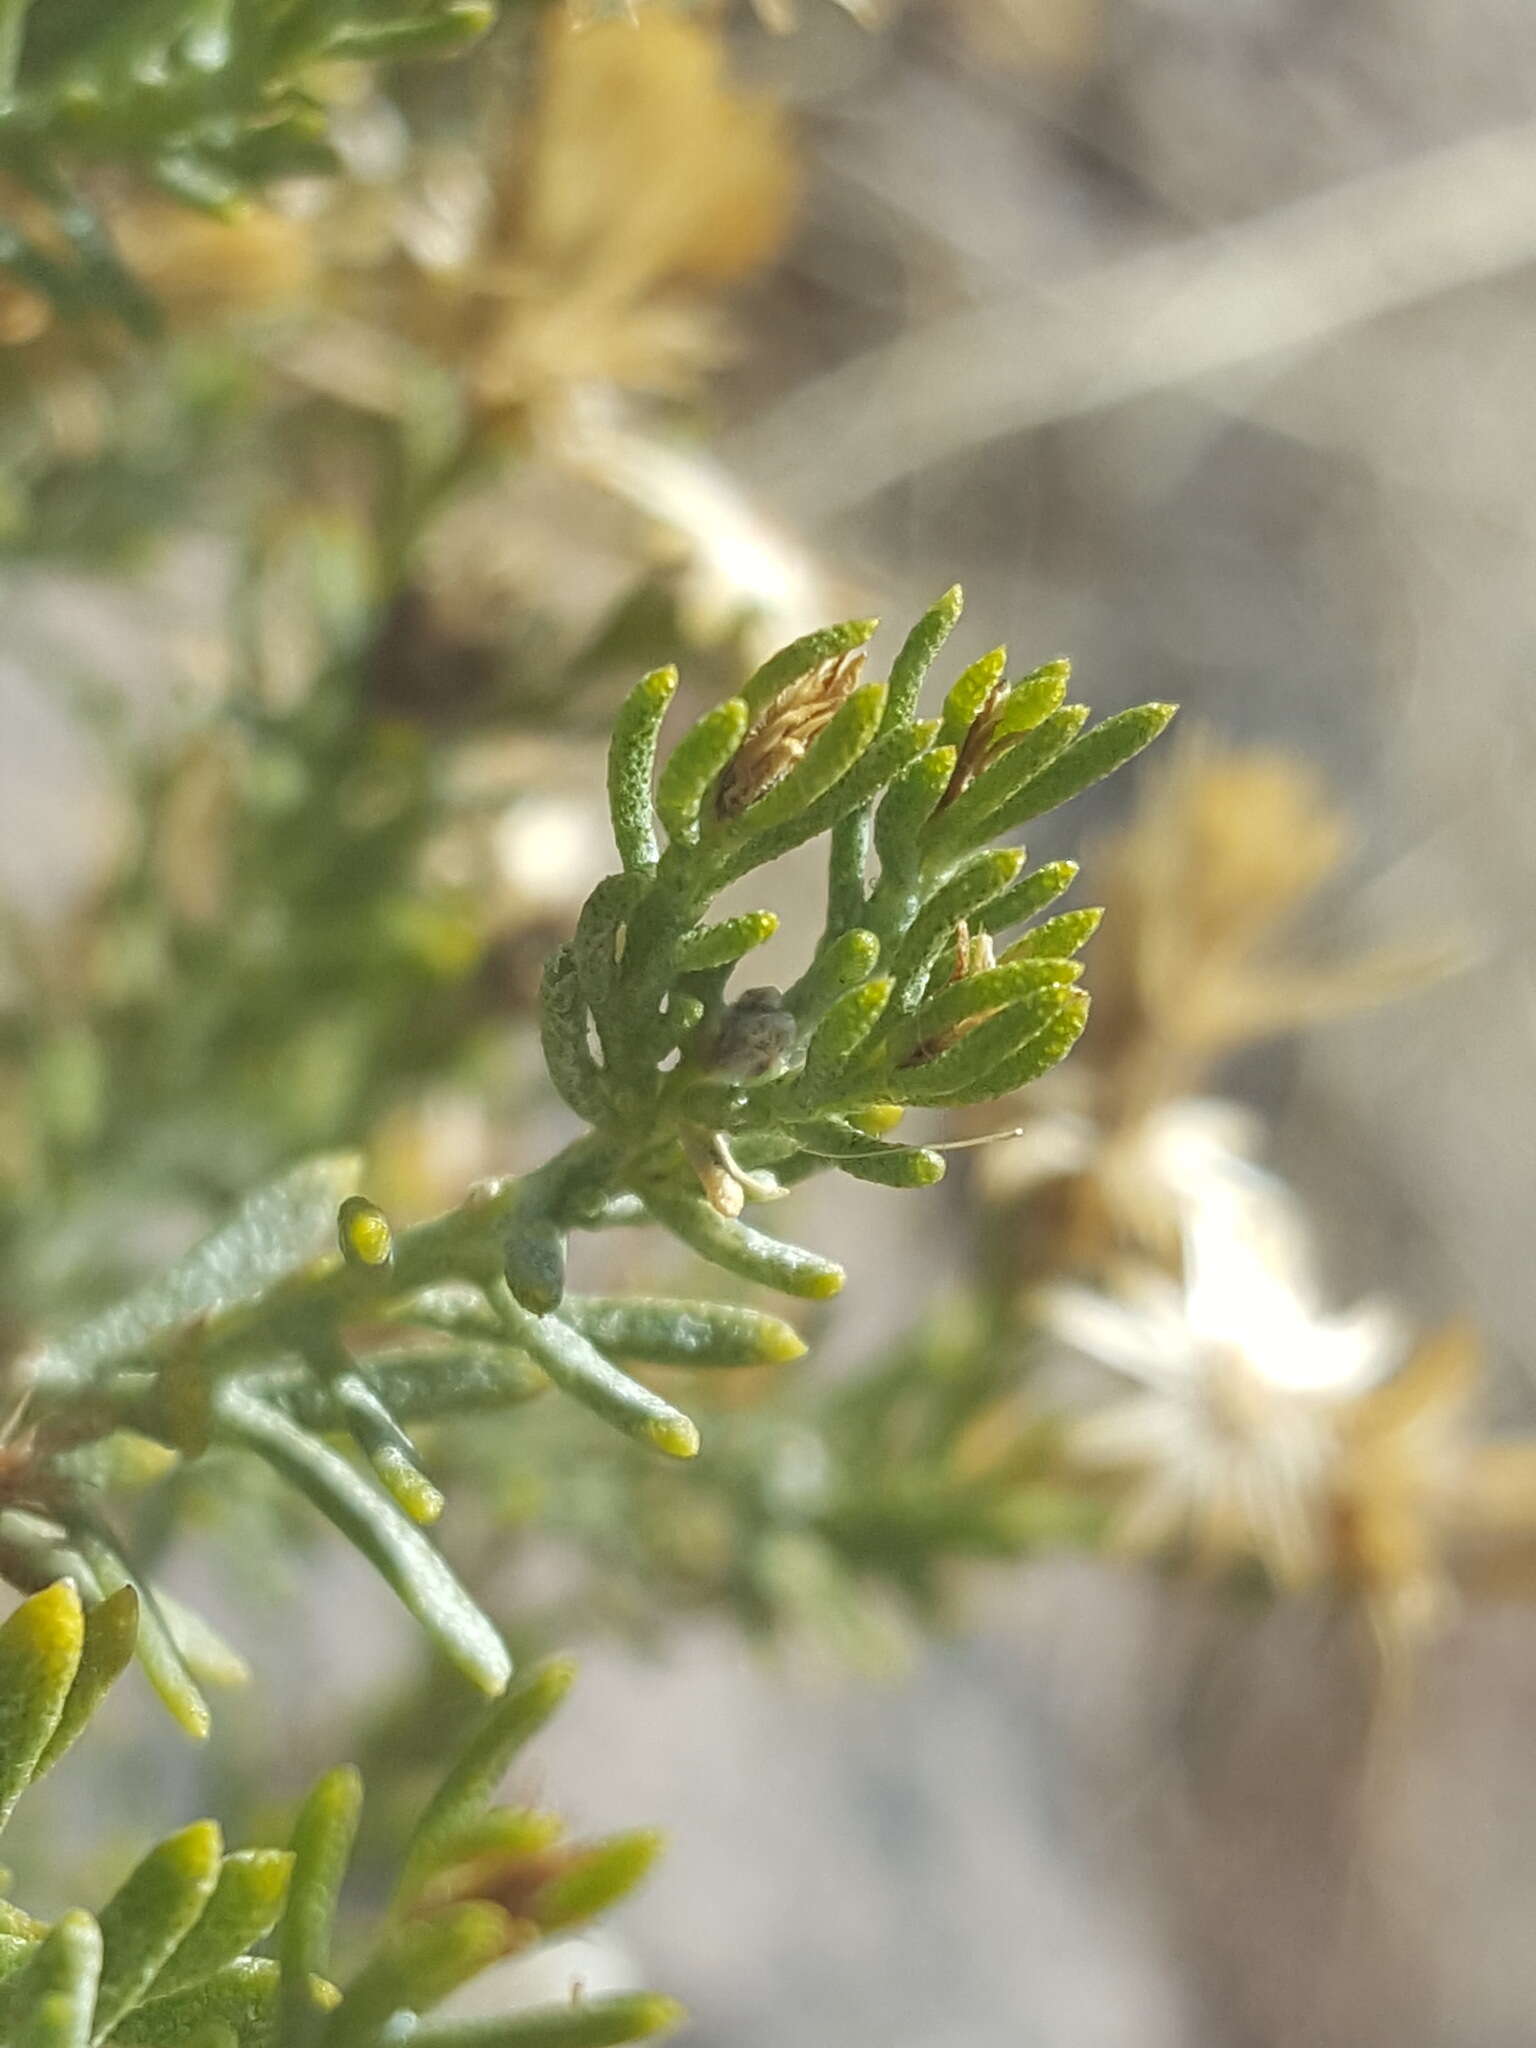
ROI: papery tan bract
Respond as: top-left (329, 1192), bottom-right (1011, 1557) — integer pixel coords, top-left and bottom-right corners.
top-left (370, 14), bottom-right (797, 424)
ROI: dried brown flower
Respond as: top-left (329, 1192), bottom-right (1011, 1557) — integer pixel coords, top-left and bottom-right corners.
top-left (1078, 731), bottom-right (1453, 1128)
top-left (308, 15), bottom-right (797, 428)
top-left (715, 648), bottom-right (865, 819)
top-left (0, 180), bottom-right (313, 372)
top-left (1332, 1322), bottom-right (1536, 1655)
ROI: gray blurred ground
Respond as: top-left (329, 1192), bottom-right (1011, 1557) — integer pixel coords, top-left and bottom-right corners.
top-left (9, 1), bottom-right (1536, 2041)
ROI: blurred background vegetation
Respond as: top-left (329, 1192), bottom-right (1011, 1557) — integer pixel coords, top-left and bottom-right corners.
top-left (3, 0), bottom-right (1536, 2043)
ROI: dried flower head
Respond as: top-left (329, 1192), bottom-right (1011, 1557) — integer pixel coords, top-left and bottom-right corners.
top-left (1332, 1322), bottom-right (1536, 1655)
top-left (1043, 1202), bottom-right (1403, 1587)
top-left (318, 15), bottom-right (796, 427)
top-left (0, 180), bottom-right (312, 372)
top-left (715, 649), bottom-right (866, 819)
top-left (1080, 732), bottom-right (1450, 1124)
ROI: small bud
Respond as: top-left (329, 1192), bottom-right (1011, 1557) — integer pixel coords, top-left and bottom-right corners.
top-left (704, 987), bottom-right (797, 1083)
top-left (338, 1196), bottom-right (393, 1271)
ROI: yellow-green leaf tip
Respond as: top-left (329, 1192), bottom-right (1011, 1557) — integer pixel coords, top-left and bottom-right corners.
top-left (529, 1653), bottom-right (580, 1707)
top-left (170, 1694), bottom-right (213, 1741)
top-left (805, 1265), bottom-right (846, 1300)
top-left (376, 1448), bottom-right (445, 1525)
top-left (760, 1321), bottom-right (809, 1364)
top-left (633, 1995), bottom-right (689, 2037)
top-left (644, 1414), bottom-right (701, 1460)
top-left (156, 1819), bottom-right (224, 1879)
top-left (11, 1579), bottom-right (85, 1665)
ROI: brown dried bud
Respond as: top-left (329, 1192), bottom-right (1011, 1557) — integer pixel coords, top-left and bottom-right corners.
top-left (715, 648), bottom-right (866, 819)
top-left (938, 678), bottom-right (1010, 811)
top-left (899, 923), bottom-right (1002, 1067)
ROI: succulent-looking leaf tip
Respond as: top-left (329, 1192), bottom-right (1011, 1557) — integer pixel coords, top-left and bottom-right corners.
top-left (644, 1414), bottom-right (702, 1459)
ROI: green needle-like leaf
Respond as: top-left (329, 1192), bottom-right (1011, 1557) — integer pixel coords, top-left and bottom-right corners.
top-left (873, 747), bottom-right (956, 882)
top-left (32, 1583), bottom-right (138, 1784)
top-left (739, 617), bottom-right (877, 722)
top-left (35, 1156), bottom-right (359, 1386)
top-left (977, 858), bottom-right (1079, 935)
top-left (529, 1830), bottom-right (664, 1933)
top-left (715, 717), bottom-right (934, 884)
top-left (331, 1903), bottom-right (512, 2047)
top-left (400, 1657), bottom-right (576, 1905)
top-left (326, 1370), bottom-right (445, 1527)
top-left (890, 849), bottom-right (1027, 990)
top-left (925, 705), bottom-right (1089, 859)
top-left (784, 929), bottom-right (881, 1027)
top-left (607, 667), bottom-right (677, 874)
top-left (888, 957), bottom-right (1083, 1062)
top-left (905, 989), bottom-right (1091, 1105)
top-left (804, 977), bottom-right (893, 1092)
top-left (673, 911), bottom-right (778, 973)
top-left (410, 1994), bottom-right (686, 2048)
top-left (883, 585), bottom-right (963, 730)
top-left (988, 702), bottom-right (1179, 831)
top-left (70, 1532), bottom-right (210, 1742)
top-left (656, 699), bottom-right (748, 845)
top-left (147, 1851), bottom-right (293, 2003)
top-left (214, 1388), bottom-right (510, 1697)
top-left (832, 1146), bottom-right (946, 1189)
top-left (889, 987), bottom-right (1076, 1105)
top-left (936, 648), bottom-right (1006, 747)
top-left (640, 1183), bottom-right (844, 1299)
top-left (111, 1958), bottom-right (291, 2047)
top-left (787, 1121), bottom-right (946, 1189)
top-left (991, 660), bottom-right (1070, 740)
top-left (280, 1769), bottom-right (361, 2048)
top-left (0, 1581), bottom-right (85, 1832)
top-left (560, 1297), bottom-right (805, 1368)
top-left (495, 1292), bottom-right (700, 1460)
top-left (92, 1821), bottom-right (223, 2040)
top-left (539, 948), bottom-right (608, 1125)
top-left (6, 1912), bottom-right (100, 2048)
top-left (573, 874), bottom-right (650, 1048)
top-left (1001, 906), bottom-right (1104, 961)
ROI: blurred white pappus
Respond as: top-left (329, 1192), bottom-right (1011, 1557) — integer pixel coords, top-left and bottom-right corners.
top-left (985, 1093), bottom-right (1316, 1280)
top-left (548, 388), bottom-right (835, 658)
top-left (1039, 1204), bottom-right (1406, 1585)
